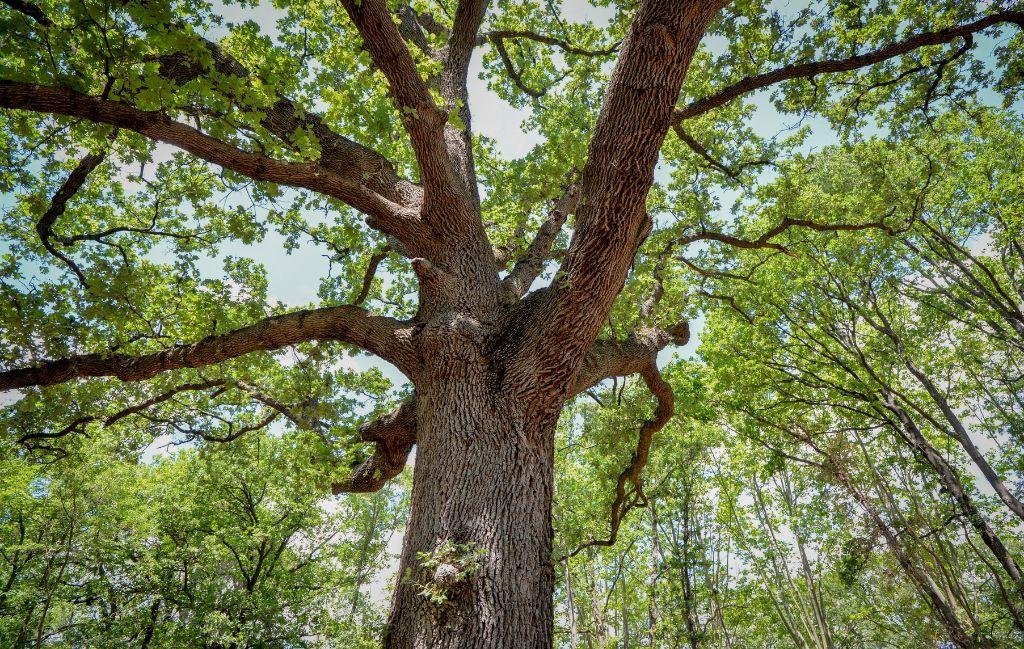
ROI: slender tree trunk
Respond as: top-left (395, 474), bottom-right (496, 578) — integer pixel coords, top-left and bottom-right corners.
top-left (564, 547), bottom-right (580, 649)
top-left (384, 369), bottom-right (558, 648)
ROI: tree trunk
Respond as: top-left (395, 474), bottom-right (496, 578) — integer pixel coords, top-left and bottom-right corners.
top-left (383, 364), bottom-right (558, 648)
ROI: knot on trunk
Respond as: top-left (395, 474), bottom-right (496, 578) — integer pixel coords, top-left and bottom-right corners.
top-left (433, 563), bottom-right (460, 588)
top-left (411, 540), bottom-right (487, 614)
top-left (419, 311), bottom-right (489, 368)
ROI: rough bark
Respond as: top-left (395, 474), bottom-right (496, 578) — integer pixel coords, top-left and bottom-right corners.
top-left (0, 81), bottom-right (425, 241)
top-left (384, 359), bottom-right (559, 648)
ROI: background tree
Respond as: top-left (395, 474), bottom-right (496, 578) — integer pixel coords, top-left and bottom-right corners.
top-left (1, 0), bottom-right (1022, 647)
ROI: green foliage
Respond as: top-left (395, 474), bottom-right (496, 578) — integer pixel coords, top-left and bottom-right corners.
top-left (410, 541), bottom-right (487, 610)
top-left (0, 432), bottom-right (407, 647)
top-left (2, 0), bottom-right (1024, 646)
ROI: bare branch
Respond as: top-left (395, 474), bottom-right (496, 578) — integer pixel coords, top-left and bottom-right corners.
top-left (672, 10), bottom-right (1024, 123)
top-left (0, 305), bottom-right (420, 391)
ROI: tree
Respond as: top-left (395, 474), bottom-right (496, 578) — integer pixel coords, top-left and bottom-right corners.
top-left (0, 429), bottom-right (407, 647)
top-left (1, 0), bottom-right (1022, 646)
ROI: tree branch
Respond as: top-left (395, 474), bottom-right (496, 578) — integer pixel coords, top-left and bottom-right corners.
top-left (0, 305), bottom-right (419, 391)
top-left (16, 379), bottom-right (226, 446)
top-left (503, 181), bottom-right (579, 296)
top-left (672, 10), bottom-right (1024, 123)
top-left (672, 124), bottom-right (771, 179)
top-left (0, 80), bottom-right (428, 245)
top-left (332, 399), bottom-right (417, 494)
top-left (0, 0), bottom-right (50, 25)
top-left (505, 0), bottom-right (723, 405)
top-left (340, 0), bottom-right (453, 196)
top-left (35, 147), bottom-right (109, 286)
top-left (485, 29), bottom-right (620, 99)
top-left (571, 324), bottom-right (689, 397)
top-left (155, 40), bottom-right (425, 216)
top-left (676, 213), bottom-right (901, 255)
top-left (563, 362), bottom-right (675, 559)
top-left (352, 247), bottom-right (391, 306)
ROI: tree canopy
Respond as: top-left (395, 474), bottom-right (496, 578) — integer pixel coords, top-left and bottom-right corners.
top-left (1, 0), bottom-right (1023, 646)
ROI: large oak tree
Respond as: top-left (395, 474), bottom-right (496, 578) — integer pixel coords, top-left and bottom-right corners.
top-left (1, 0), bottom-right (1022, 646)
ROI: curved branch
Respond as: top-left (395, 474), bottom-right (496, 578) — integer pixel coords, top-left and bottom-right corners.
top-left (485, 30), bottom-right (620, 57)
top-left (672, 10), bottom-right (1024, 123)
top-left (563, 362), bottom-right (675, 559)
top-left (0, 81), bottom-right (428, 244)
top-left (35, 147), bottom-right (108, 286)
top-left (676, 213), bottom-right (901, 254)
top-left (16, 379), bottom-right (226, 446)
top-left (672, 124), bottom-right (772, 179)
top-left (332, 399), bottom-right (417, 494)
top-left (571, 323), bottom-right (689, 397)
top-left (6, 0), bottom-right (423, 225)
top-left (486, 30), bottom-right (620, 99)
top-left (0, 305), bottom-right (420, 391)
top-left (352, 247), bottom-right (392, 306)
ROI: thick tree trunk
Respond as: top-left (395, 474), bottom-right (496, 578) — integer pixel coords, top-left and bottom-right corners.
top-left (384, 356), bottom-right (559, 648)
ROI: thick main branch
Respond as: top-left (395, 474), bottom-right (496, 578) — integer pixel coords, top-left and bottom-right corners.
top-left (0, 81), bottom-right (425, 240)
top-left (0, 305), bottom-right (419, 391)
top-left (506, 0), bottom-right (722, 406)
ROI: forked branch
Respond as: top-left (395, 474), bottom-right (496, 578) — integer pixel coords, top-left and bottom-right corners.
top-left (35, 147), bottom-right (109, 286)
